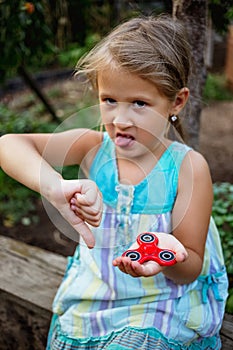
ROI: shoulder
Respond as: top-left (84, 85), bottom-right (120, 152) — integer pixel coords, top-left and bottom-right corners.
top-left (181, 149), bottom-right (211, 178)
top-left (59, 129), bottom-right (103, 168)
top-left (164, 141), bottom-right (212, 188)
top-left (178, 149), bottom-right (213, 199)
top-left (81, 129), bottom-right (103, 148)
top-left (74, 129), bottom-right (104, 169)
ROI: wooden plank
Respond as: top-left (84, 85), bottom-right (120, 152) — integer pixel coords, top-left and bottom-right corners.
top-left (0, 289), bottom-right (52, 350)
top-left (0, 235), bottom-right (67, 349)
top-left (0, 235), bottom-right (67, 311)
top-left (221, 313), bottom-right (233, 350)
top-left (221, 313), bottom-right (233, 338)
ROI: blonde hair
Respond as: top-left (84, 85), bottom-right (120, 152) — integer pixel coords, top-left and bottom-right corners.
top-left (75, 15), bottom-right (191, 102)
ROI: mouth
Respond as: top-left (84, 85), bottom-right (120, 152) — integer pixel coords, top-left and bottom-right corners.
top-left (115, 132), bottom-right (135, 147)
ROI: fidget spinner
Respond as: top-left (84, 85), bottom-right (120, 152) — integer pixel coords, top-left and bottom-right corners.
top-left (122, 232), bottom-right (177, 266)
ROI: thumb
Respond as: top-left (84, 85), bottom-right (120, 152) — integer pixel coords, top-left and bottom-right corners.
top-left (175, 250), bottom-right (188, 263)
top-left (66, 209), bottom-right (96, 249)
top-left (173, 242), bottom-right (188, 263)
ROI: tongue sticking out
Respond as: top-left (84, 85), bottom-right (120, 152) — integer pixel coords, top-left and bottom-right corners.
top-left (115, 134), bottom-right (134, 147)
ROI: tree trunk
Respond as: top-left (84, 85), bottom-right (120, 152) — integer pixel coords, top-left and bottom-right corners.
top-left (109, 0), bottom-right (125, 27)
top-left (18, 65), bottom-right (59, 123)
top-left (173, 0), bottom-right (208, 150)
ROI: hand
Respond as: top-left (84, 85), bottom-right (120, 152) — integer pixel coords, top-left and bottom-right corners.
top-left (48, 178), bottom-right (102, 248)
top-left (112, 232), bottom-right (188, 277)
top-left (70, 183), bottom-right (102, 228)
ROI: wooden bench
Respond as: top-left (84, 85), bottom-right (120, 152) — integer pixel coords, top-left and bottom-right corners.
top-left (0, 235), bottom-right (66, 349)
top-left (0, 235), bottom-right (232, 349)
top-left (221, 313), bottom-right (233, 350)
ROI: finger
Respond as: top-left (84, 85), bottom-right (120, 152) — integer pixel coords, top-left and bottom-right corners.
top-left (70, 205), bottom-right (102, 226)
top-left (72, 192), bottom-right (103, 220)
top-left (75, 193), bottom-right (102, 212)
top-left (112, 256), bottom-right (125, 267)
top-left (114, 257), bottom-right (141, 277)
top-left (113, 257), bottom-right (130, 271)
top-left (125, 261), bottom-right (142, 277)
top-left (70, 202), bottom-right (101, 219)
top-left (75, 183), bottom-right (102, 207)
top-left (113, 257), bottom-right (163, 277)
top-left (75, 204), bottom-right (102, 220)
top-left (113, 259), bottom-right (128, 274)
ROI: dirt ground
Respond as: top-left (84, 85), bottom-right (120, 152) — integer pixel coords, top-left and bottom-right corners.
top-left (199, 100), bottom-right (233, 183)
top-left (1, 80), bottom-right (233, 256)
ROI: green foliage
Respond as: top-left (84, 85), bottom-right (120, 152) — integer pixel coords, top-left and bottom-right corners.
top-left (0, 103), bottom-right (57, 226)
top-left (212, 182), bottom-right (233, 313)
top-left (0, 104), bottom-right (57, 136)
top-left (203, 74), bottom-right (233, 102)
top-left (209, 0), bottom-right (233, 33)
top-left (212, 183), bottom-right (233, 275)
top-left (0, 1), bottom-right (56, 81)
top-left (57, 34), bottom-right (100, 68)
top-left (58, 46), bottom-right (87, 68)
top-left (0, 169), bottom-right (38, 227)
top-left (227, 290), bottom-right (233, 313)
top-left (0, 103), bottom-right (81, 226)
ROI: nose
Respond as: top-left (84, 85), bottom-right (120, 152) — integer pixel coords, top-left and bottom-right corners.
top-left (113, 103), bottom-right (133, 128)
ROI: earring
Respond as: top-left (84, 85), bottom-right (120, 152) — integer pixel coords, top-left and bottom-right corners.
top-left (169, 115), bottom-right (178, 123)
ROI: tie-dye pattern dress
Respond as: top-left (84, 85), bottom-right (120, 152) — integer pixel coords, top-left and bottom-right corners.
top-left (47, 132), bottom-right (228, 350)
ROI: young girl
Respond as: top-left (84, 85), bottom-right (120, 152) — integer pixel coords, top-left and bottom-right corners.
top-left (0, 15), bottom-right (228, 350)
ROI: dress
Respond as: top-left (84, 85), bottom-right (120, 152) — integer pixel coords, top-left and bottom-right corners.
top-left (47, 133), bottom-right (228, 349)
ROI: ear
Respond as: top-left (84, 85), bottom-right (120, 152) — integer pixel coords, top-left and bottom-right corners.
top-left (170, 87), bottom-right (189, 115)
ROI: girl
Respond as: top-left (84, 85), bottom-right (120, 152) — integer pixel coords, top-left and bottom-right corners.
top-left (0, 15), bottom-right (228, 349)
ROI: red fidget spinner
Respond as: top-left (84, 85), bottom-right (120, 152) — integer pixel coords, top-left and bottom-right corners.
top-left (122, 232), bottom-right (177, 266)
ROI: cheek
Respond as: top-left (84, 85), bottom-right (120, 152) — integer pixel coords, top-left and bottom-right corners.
top-left (100, 106), bottom-right (112, 125)
top-left (138, 113), bottom-right (168, 137)
top-left (104, 123), bottom-right (114, 138)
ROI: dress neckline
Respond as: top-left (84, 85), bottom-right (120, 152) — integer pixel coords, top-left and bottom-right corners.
top-left (114, 141), bottom-right (176, 188)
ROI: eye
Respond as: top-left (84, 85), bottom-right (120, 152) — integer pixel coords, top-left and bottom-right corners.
top-left (103, 98), bottom-right (117, 105)
top-left (133, 100), bottom-right (146, 108)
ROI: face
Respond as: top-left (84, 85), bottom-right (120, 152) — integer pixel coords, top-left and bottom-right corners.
top-left (98, 67), bottom-right (176, 161)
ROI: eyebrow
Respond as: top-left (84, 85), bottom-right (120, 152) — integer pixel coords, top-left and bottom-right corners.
top-left (99, 93), bottom-right (111, 99)
top-left (99, 92), bottom-right (151, 103)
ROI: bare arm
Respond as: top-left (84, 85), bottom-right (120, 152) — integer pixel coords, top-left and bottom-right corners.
top-left (0, 130), bottom-right (103, 247)
top-left (162, 150), bottom-right (213, 283)
top-left (0, 129), bottom-right (101, 194)
top-left (0, 133), bottom-right (60, 195)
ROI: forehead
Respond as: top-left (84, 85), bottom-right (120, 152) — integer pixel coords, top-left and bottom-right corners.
top-left (97, 67), bottom-right (161, 98)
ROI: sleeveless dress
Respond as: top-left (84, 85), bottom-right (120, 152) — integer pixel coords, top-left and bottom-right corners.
top-left (47, 133), bottom-right (228, 350)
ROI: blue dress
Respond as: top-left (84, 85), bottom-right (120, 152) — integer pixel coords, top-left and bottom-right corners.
top-left (47, 133), bottom-right (228, 349)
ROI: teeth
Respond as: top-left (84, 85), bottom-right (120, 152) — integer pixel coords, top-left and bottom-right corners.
top-left (117, 133), bottom-right (133, 139)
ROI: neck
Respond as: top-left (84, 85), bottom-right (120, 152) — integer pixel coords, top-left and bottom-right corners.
top-left (116, 139), bottom-right (172, 185)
